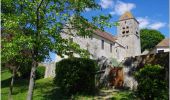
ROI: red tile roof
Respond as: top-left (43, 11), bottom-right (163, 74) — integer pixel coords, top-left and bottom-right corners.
top-left (156, 38), bottom-right (169, 47)
top-left (94, 29), bottom-right (116, 42)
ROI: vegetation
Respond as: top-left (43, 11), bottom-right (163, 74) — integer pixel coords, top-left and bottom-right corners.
top-left (111, 90), bottom-right (137, 100)
top-left (54, 58), bottom-right (97, 95)
top-left (35, 66), bottom-right (46, 80)
top-left (140, 29), bottom-right (165, 52)
top-left (1, 70), bottom-right (58, 100)
top-left (135, 64), bottom-right (168, 100)
top-left (2, 70), bottom-right (137, 100)
top-left (17, 61), bottom-right (32, 79)
top-left (2, 0), bottom-right (115, 99)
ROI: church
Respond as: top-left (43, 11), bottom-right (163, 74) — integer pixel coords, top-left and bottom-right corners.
top-left (56, 11), bottom-right (141, 62)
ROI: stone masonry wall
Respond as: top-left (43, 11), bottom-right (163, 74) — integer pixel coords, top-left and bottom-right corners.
top-left (122, 52), bottom-right (169, 90)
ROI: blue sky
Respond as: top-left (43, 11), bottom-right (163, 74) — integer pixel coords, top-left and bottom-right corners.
top-left (82, 0), bottom-right (169, 37)
top-left (50, 0), bottom-right (169, 62)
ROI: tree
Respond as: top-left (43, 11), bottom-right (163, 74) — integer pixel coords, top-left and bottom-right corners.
top-left (135, 64), bottom-right (168, 100)
top-left (140, 29), bottom-right (165, 52)
top-left (2, 0), bottom-right (114, 100)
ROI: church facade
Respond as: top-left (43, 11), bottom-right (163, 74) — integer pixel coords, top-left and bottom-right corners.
top-left (56, 11), bottom-right (141, 62)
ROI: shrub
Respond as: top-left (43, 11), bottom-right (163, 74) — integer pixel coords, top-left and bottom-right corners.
top-left (18, 61), bottom-right (32, 78)
top-left (18, 62), bottom-right (45, 80)
top-left (35, 66), bottom-right (45, 79)
top-left (135, 64), bottom-right (168, 100)
top-left (54, 58), bottom-right (97, 95)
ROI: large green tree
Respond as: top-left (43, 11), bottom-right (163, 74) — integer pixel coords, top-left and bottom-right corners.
top-left (140, 29), bottom-right (165, 52)
top-left (2, 0), bottom-right (115, 100)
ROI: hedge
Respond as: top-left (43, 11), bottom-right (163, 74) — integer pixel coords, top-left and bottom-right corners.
top-left (35, 66), bottom-right (45, 79)
top-left (54, 58), bottom-right (97, 95)
top-left (135, 64), bottom-right (168, 100)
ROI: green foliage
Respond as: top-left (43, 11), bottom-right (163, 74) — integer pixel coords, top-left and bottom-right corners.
top-left (35, 66), bottom-right (45, 80)
top-left (135, 64), bottom-right (168, 100)
top-left (17, 61), bottom-right (32, 79)
top-left (54, 58), bottom-right (97, 95)
top-left (18, 64), bottom-right (45, 80)
top-left (1, 0), bottom-right (113, 69)
top-left (140, 29), bottom-right (165, 52)
top-left (2, 0), bottom-right (115, 99)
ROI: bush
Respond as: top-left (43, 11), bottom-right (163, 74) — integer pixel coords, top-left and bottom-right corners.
top-left (135, 64), bottom-right (168, 100)
top-left (54, 58), bottom-right (97, 95)
top-left (18, 61), bottom-right (45, 80)
top-left (18, 61), bottom-right (32, 78)
top-left (35, 66), bottom-right (45, 79)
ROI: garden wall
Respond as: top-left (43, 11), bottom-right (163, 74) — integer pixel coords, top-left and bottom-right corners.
top-left (39, 62), bottom-right (56, 78)
top-left (123, 52), bottom-right (169, 90)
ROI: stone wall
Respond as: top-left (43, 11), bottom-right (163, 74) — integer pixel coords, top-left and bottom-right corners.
top-left (39, 62), bottom-right (56, 78)
top-left (117, 18), bottom-right (141, 58)
top-left (122, 52), bottom-right (169, 90)
top-left (59, 29), bottom-right (125, 61)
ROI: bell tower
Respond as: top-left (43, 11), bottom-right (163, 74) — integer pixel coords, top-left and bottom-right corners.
top-left (117, 11), bottom-right (141, 57)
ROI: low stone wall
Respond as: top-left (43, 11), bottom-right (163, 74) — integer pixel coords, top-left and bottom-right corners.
top-left (122, 52), bottom-right (169, 90)
top-left (39, 62), bottom-right (56, 78)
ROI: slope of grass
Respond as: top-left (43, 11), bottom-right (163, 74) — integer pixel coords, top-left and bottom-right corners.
top-left (1, 70), bottom-right (137, 100)
top-left (1, 70), bottom-right (60, 100)
top-left (110, 90), bottom-right (138, 100)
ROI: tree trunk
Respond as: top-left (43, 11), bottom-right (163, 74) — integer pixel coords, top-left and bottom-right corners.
top-left (27, 60), bottom-right (37, 100)
top-left (27, 0), bottom-right (43, 99)
top-left (8, 69), bottom-right (15, 100)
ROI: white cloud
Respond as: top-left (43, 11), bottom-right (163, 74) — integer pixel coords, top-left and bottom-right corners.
top-left (99, 0), bottom-right (114, 9)
top-left (85, 8), bottom-right (91, 12)
top-left (109, 11), bottom-right (116, 15)
top-left (110, 1), bottom-right (136, 15)
top-left (137, 17), bottom-right (149, 28)
top-left (137, 17), bottom-right (166, 29)
top-left (149, 22), bottom-right (166, 29)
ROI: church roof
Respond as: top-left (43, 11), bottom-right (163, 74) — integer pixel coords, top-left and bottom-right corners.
top-left (156, 38), bottom-right (170, 47)
top-left (119, 11), bottom-right (134, 21)
top-left (94, 29), bottom-right (116, 43)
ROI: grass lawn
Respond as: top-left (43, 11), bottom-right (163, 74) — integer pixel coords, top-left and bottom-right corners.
top-left (110, 90), bottom-right (138, 100)
top-left (1, 70), bottom-right (66, 100)
top-left (1, 70), bottom-right (137, 100)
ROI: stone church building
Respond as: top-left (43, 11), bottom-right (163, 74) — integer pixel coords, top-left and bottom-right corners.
top-left (56, 11), bottom-right (141, 62)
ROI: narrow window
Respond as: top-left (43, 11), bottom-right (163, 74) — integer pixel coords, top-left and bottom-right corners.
top-left (136, 31), bottom-right (138, 34)
top-left (90, 35), bottom-right (93, 40)
top-left (69, 38), bottom-right (73, 42)
top-left (101, 40), bottom-right (104, 49)
top-left (126, 31), bottom-right (129, 33)
top-left (126, 26), bottom-right (129, 29)
top-left (122, 27), bottom-right (125, 29)
top-left (86, 43), bottom-right (90, 50)
top-left (110, 44), bottom-right (112, 52)
top-left (113, 42), bottom-right (115, 46)
top-left (127, 46), bottom-right (128, 49)
top-left (158, 50), bottom-right (164, 53)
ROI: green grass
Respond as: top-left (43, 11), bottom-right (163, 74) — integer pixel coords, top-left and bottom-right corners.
top-left (1, 70), bottom-right (137, 100)
top-left (1, 70), bottom-right (67, 100)
top-left (111, 90), bottom-right (138, 100)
